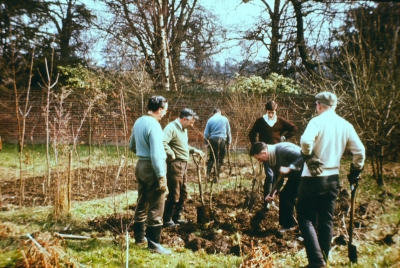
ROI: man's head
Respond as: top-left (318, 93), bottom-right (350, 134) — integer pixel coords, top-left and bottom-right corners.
top-left (265, 101), bottom-right (277, 120)
top-left (315, 91), bottom-right (337, 114)
top-left (249, 142), bottom-right (269, 162)
top-left (148, 95), bottom-right (168, 120)
top-left (179, 108), bottom-right (198, 128)
top-left (212, 108), bottom-right (221, 115)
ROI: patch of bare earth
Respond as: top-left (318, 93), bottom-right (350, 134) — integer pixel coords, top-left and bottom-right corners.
top-left (2, 164), bottom-right (399, 259)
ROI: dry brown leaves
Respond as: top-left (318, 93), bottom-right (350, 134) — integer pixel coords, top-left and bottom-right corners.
top-left (0, 222), bottom-right (18, 238)
top-left (17, 232), bottom-right (71, 268)
top-left (240, 240), bottom-right (273, 268)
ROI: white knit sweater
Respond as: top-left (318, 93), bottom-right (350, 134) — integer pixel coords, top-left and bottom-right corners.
top-left (300, 110), bottom-right (365, 177)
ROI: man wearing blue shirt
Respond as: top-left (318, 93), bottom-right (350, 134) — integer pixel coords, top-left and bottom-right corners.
top-left (129, 95), bottom-right (171, 254)
top-left (203, 108), bottom-right (231, 181)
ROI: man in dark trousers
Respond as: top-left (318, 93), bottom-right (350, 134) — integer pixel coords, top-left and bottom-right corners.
top-left (248, 101), bottom-right (298, 210)
top-left (204, 108), bottom-right (231, 181)
top-left (129, 95), bottom-right (171, 254)
top-left (163, 108), bottom-right (204, 227)
top-left (250, 141), bottom-right (303, 232)
top-left (298, 92), bottom-right (365, 267)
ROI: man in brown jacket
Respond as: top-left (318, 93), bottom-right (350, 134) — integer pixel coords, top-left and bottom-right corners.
top-left (248, 101), bottom-right (298, 210)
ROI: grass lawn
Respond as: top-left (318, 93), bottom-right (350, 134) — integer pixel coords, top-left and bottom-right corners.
top-left (0, 144), bottom-right (399, 267)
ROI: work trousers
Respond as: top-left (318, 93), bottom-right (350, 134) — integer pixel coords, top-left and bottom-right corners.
top-left (166, 161), bottom-right (188, 203)
top-left (279, 170), bottom-right (301, 228)
top-left (206, 138), bottom-right (226, 176)
top-left (296, 175), bottom-right (340, 265)
top-left (134, 160), bottom-right (166, 227)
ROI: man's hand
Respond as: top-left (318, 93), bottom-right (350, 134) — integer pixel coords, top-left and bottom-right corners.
top-left (307, 158), bottom-right (324, 176)
top-left (302, 152), bottom-right (323, 176)
top-left (265, 190), bottom-right (277, 203)
top-left (279, 166), bottom-right (291, 175)
top-left (156, 176), bottom-right (169, 195)
top-left (347, 163), bottom-right (362, 185)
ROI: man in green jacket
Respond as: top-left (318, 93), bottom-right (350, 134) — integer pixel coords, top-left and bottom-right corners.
top-left (163, 108), bottom-right (205, 227)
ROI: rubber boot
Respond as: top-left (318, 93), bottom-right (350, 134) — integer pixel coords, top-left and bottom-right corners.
top-left (163, 201), bottom-right (176, 228)
top-left (301, 262), bottom-right (327, 268)
top-left (146, 226), bottom-right (172, 254)
top-left (133, 222), bottom-right (147, 245)
top-left (172, 201), bottom-right (187, 224)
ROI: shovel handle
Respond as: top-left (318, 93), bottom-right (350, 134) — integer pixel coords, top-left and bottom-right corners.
top-left (348, 182), bottom-right (358, 263)
top-left (349, 183), bottom-right (358, 243)
top-left (265, 174), bottom-right (285, 203)
top-left (270, 174), bottom-right (285, 196)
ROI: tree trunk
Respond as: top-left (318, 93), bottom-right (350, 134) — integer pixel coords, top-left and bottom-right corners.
top-left (290, 0), bottom-right (318, 71)
top-left (157, 0), bottom-right (170, 91)
top-left (269, 0), bottom-right (282, 75)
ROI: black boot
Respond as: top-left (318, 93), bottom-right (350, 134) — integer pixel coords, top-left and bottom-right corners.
top-left (133, 222), bottom-right (147, 245)
top-left (172, 201), bottom-right (187, 224)
top-left (146, 226), bottom-right (172, 254)
top-left (163, 202), bottom-right (176, 228)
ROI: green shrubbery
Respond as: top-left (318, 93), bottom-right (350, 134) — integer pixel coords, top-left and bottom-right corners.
top-left (228, 73), bottom-right (302, 94)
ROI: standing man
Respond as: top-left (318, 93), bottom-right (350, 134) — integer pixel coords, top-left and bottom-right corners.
top-left (129, 95), bottom-right (171, 254)
top-left (250, 142), bottom-right (303, 232)
top-left (203, 108), bottom-right (231, 181)
top-left (163, 108), bottom-right (205, 227)
top-left (298, 92), bottom-right (365, 268)
top-left (248, 101), bottom-right (298, 210)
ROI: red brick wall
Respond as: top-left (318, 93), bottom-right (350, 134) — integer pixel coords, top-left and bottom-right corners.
top-left (0, 90), bottom-right (313, 149)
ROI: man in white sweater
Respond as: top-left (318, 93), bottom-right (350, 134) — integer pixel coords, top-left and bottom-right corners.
top-left (298, 92), bottom-right (365, 268)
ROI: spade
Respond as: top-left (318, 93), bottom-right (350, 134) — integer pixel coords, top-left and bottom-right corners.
top-left (348, 182), bottom-right (358, 263)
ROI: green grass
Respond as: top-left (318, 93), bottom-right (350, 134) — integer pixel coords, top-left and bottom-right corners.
top-left (0, 143), bottom-right (137, 181)
top-left (0, 192), bottom-right (242, 267)
top-left (64, 240), bottom-right (241, 268)
top-left (1, 145), bottom-right (399, 267)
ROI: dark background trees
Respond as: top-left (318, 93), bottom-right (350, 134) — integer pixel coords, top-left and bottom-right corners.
top-left (99, 0), bottom-right (202, 91)
top-left (299, 2), bottom-right (400, 185)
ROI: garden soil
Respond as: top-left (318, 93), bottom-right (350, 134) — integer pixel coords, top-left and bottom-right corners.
top-left (0, 164), bottom-right (385, 256)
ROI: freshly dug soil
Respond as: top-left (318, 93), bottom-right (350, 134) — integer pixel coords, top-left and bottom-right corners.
top-left (1, 164), bottom-right (379, 257)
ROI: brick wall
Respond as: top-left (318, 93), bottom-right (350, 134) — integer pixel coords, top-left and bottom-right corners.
top-left (0, 90), bottom-right (314, 149)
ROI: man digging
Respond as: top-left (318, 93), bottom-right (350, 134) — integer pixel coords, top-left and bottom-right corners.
top-left (248, 101), bottom-right (298, 211)
top-left (250, 141), bottom-right (303, 232)
top-left (163, 108), bottom-right (205, 227)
